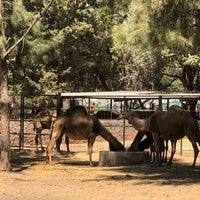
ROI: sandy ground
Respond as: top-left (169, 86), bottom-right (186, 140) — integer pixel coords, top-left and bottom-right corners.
top-left (0, 148), bottom-right (200, 200)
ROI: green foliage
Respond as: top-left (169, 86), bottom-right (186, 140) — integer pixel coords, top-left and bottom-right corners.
top-left (6, 0), bottom-right (131, 95)
top-left (112, 0), bottom-right (200, 91)
top-left (6, 0), bottom-right (200, 95)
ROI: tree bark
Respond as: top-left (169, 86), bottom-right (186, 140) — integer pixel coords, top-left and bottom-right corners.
top-left (0, 0), bottom-right (55, 171)
top-left (0, 59), bottom-right (11, 171)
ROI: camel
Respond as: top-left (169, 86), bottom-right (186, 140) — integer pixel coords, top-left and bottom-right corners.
top-left (46, 105), bottom-right (125, 166)
top-left (33, 109), bottom-right (53, 150)
top-left (118, 105), bottom-right (200, 167)
top-left (150, 105), bottom-right (200, 167)
top-left (117, 110), bottom-right (167, 163)
top-left (127, 131), bottom-right (155, 161)
top-left (127, 131), bottom-right (153, 151)
top-left (33, 109), bottom-right (70, 151)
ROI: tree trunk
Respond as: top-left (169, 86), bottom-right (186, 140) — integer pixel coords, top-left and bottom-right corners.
top-left (0, 0), bottom-right (55, 171)
top-left (0, 59), bottom-right (11, 171)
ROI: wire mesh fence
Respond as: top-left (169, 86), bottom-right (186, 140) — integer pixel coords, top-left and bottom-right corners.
top-left (2, 91), bottom-right (200, 159)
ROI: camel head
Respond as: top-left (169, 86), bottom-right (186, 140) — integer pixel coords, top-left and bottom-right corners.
top-left (118, 111), bottom-right (148, 131)
top-left (118, 111), bottom-right (138, 125)
top-left (117, 111), bottom-right (130, 120)
top-left (118, 111), bottom-right (138, 120)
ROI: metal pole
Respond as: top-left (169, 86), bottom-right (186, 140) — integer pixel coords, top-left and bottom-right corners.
top-left (158, 95), bottom-right (163, 111)
top-left (19, 93), bottom-right (24, 149)
top-left (56, 93), bottom-right (62, 117)
top-left (122, 96), bottom-right (126, 146)
top-left (180, 96), bottom-right (183, 156)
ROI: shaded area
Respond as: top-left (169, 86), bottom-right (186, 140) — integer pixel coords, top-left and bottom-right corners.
top-left (11, 149), bottom-right (74, 171)
top-left (98, 160), bottom-right (200, 185)
top-left (9, 149), bottom-right (200, 186)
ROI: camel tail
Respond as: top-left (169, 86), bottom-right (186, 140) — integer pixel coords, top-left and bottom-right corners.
top-left (92, 116), bottom-right (125, 151)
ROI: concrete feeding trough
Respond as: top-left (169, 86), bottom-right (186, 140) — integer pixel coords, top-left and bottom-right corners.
top-left (98, 151), bottom-right (150, 167)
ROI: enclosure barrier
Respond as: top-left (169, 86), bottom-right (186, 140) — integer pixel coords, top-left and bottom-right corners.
top-left (7, 91), bottom-right (200, 156)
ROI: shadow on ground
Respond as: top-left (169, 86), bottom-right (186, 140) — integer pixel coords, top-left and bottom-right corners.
top-left (98, 159), bottom-right (200, 185)
top-left (11, 149), bottom-right (77, 171)
top-left (10, 149), bottom-right (200, 186)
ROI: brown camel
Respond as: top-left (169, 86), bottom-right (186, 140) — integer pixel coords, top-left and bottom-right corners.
top-left (33, 109), bottom-right (70, 151)
top-left (33, 109), bottom-right (53, 150)
top-left (150, 105), bottom-right (200, 167)
top-left (127, 131), bottom-right (155, 162)
top-left (46, 105), bottom-right (125, 166)
top-left (118, 105), bottom-right (200, 167)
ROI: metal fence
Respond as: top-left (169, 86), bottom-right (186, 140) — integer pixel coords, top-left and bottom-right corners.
top-left (8, 91), bottom-right (200, 156)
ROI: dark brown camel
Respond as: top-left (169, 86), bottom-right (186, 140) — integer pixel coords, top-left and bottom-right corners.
top-left (127, 131), bottom-right (155, 161)
top-left (33, 109), bottom-right (70, 151)
top-left (46, 105), bottom-right (125, 166)
top-left (118, 105), bottom-right (200, 167)
top-left (150, 105), bottom-right (200, 167)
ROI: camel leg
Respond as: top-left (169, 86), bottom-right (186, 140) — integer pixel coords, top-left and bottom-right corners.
top-left (87, 136), bottom-right (96, 166)
top-left (164, 140), bottom-right (168, 162)
top-left (190, 141), bottom-right (199, 168)
top-left (35, 135), bottom-right (39, 151)
top-left (65, 136), bottom-right (70, 152)
top-left (46, 130), bottom-right (62, 164)
top-left (46, 138), bottom-right (56, 164)
top-left (167, 140), bottom-right (176, 165)
top-left (55, 133), bottom-right (70, 152)
top-left (38, 134), bottom-right (45, 151)
top-left (161, 139), bottom-right (168, 163)
top-left (128, 131), bottom-right (145, 151)
top-left (150, 145), bottom-right (155, 163)
top-left (56, 133), bottom-right (62, 152)
top-left (160, 138), bottom-right (164, 162)
top-left (151, 132), bottom-right (161, 166)
top-left (35, 131), bottom-right (45, 151)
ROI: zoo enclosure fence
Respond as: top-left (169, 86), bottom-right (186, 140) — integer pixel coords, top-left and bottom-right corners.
top-left (8, 91), bottom-right (200, 157)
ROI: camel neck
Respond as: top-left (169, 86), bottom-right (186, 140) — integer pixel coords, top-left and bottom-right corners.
top-left (129, 115), bottom-right (148, 132)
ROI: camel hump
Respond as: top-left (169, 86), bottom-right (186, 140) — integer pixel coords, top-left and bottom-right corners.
top-left (168, 105), bottom-right (183, 111)
top-left (64, 105), bottom-right (88, 116)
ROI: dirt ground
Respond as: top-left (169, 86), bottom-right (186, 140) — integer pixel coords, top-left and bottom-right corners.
top-left (0, 148), bottom-right (200, 200)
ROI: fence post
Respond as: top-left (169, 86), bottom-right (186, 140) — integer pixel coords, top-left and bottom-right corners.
top-left (180, 96), bottom-right (183, 156)
top-left (56, 93), bottom-right (62, 117)
top-left (122, 96), bottom-right (126, 146)
top-left (158, 95), bottom-right (162, 111)
top-left (19, 93), bottom-right (24, 149)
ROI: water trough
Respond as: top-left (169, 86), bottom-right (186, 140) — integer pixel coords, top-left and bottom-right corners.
top-left (98, 151), bottom-right (150, 167)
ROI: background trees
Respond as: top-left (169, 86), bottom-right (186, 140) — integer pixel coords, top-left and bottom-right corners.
top-left (113, 0), bottom-right (200, 92)
top-left (8, 0), bottom-right (131, 95)
top-left (6, 0), bottom-right (200, 96)
top-left (1, 0), bottom-right (200, 170)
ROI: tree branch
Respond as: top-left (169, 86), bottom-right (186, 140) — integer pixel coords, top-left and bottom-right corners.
top-left (3, 0), bottom-right (55, 59)
top-left (0, 0), bottom-right (6, 55)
